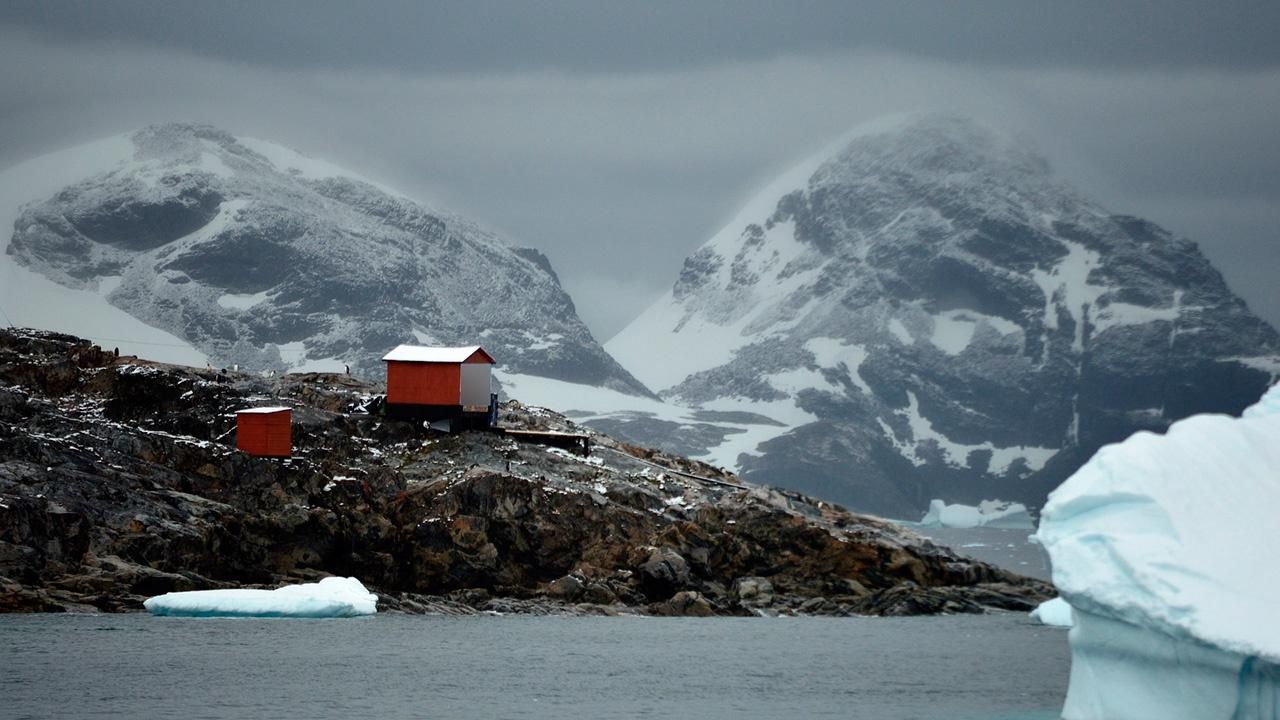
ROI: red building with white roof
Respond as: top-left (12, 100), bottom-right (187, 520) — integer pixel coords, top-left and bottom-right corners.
top-left (381, 345), bottom-right (497, 428)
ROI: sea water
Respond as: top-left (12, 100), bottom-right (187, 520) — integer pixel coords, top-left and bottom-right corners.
top-left (914, 526), bottom-right (1051, 581)
top-left (1, 611), bottom-right (1067, 719)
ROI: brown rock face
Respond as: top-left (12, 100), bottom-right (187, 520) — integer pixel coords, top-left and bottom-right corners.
top-left (0, 328), bottom-right (1052, 615)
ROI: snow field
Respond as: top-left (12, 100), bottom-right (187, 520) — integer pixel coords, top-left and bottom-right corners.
top-left (0, 134), bottom-right (208, 366)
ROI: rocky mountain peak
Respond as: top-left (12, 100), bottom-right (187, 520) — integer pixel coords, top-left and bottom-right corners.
top-left (1, 124), bottom-right (649, 395)
top-left (820, 114), bottom-right (1053, 186)
top-left (606, 114), bottom-right (1279, 517)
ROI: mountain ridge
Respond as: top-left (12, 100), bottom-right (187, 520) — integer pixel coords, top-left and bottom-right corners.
top-left (1, 123), bottom-right (650, 396)
top-left (605, 114), bottom-right (1280, 516)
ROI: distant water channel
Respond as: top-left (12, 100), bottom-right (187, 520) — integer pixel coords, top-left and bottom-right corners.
top-left (2, 612), bottom-right (1067, 719)
top-left (912, 525), bottom-right (1053, 582)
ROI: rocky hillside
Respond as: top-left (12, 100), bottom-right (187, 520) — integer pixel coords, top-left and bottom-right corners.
top-left (606, 114), bottom-right (1280, 517)
top-left (0, 328), bottom-right (1049, 616)
top-left (1, 123), bottom-right (646, 393)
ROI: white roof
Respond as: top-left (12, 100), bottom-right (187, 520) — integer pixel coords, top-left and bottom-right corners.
top-left (237, 406), bottom-right (291, 414)
top-left (381, 344), bottom-right (493, 364)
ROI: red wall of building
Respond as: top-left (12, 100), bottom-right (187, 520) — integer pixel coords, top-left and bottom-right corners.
top-left (237, 410), bottom-right (292, 457)
top-left (386, 361), bottom-right (461, 405)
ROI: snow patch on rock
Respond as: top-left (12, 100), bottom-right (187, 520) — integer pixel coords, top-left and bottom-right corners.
top-left (887, 392), bottom-right (1057, 474)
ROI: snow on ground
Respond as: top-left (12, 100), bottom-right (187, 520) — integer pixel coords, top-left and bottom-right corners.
top-left (1035, 382), bottom-right (1280, 719)
top-left (523, 332), bottom-right (563, 352)
top-left (697, 396), bottom-right (810, 468)
top-left (497, 370), bottom-right (799, 471)
top-left (0, 134), bottom-right (208, 367)
top-left (411, 327), bottom-right (438, 344)
top-left (289, 356), bottom-right (348, 374)
top-left (886, 391), bottom-right (1058, 473)
top-left (170, 198), bottom-right (247, 249)
top-left (238, 136), bottom-right (412, 201)
top-left (275, 341), bottom-right (346, 373)
top-left (144, 577), bottom-right (377, 618)
top-left (1030, 597), bottom-right (1074, 628)
top-left (929, 312), bottom-right (977, 355)
top-left (887, 318), bottom-right (913, 345)
top-left (607, 115), bottom-right (927, 392)
top-left (196, 150), bottom-right (235, 179)
top-left (1, 249), bottom-right (207, 363)
top-left (611, 241), bottom-right (828, 393)
top-left (604, 289), bottom-right (743, 391)
top-left (1030, 241), bottom-right (1107, 352)
top-left (764, 366), bottom-right (842, 398)
top-left (0, 137), bottom-right (267, 367)
top-left (1232, 355), bottom-right (1280, 381)
top-left (217, 290), bottom-right (273, 310)
top-left (1091, 297), bottom-right (1182, 334)
top-left (804, 337), bottom-right (872, 394)
top-left (928, 309), bottom-right (1021, 355)
top-left (96, 276), bottom-right (123, 296)
top-left (497, 370), bottom-right (688, 422)
top-left (919, 499), bottom-right (1034, 529)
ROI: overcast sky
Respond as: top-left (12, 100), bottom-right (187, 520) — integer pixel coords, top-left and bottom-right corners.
top-left (2, 1), bottom-right (1278, 338)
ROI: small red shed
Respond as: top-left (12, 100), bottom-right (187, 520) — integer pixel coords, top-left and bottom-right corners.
top-left (236, 406), bottom-right (292, 457)
top-left (381, 345), bottom-right (496, 421)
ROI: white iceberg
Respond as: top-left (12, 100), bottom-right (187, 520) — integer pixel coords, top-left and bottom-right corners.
top-left (918, 498), bottom-right (1034, 529)
top-left (144, 577), bottom-right (378, 618)
top-left (1029, 597), bottom-right (1073, 628)
top-left (1035, 383), bottom-right (1280, 720)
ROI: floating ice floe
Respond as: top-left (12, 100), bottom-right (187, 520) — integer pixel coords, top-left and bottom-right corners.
top-left (1029, 597), bottom-right (1073, 628)
top-left (1035, 382), bottom-right (1280, 720)
top-left (144, 577), bottom-right (377, 618)
top-left (918, 499), bottom-right (1034, 529)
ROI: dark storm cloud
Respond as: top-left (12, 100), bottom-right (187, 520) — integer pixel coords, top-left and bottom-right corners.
top-left (3, 0), bottom-right (1280, 74)
top-left (0, 4), bottom-right (1277, 339)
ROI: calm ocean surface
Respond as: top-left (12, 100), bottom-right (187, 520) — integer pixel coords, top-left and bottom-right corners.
top-left (913, 526), bottom-right (1052, 581)
top-left (1, 610), bottom-right (1068, 720)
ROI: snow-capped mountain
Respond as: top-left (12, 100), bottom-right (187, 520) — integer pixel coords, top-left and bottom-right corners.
top-left (606, 114), bottom-right (1280, 517)
top-left (1, 123), bottom-right (647, 394)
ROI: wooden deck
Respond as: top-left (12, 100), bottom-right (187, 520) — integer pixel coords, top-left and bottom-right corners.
top-left (498, 428), bottom-right (591, 456)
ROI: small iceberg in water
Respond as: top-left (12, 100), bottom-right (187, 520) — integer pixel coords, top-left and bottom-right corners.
top-left (1029, 597), bottom-right (1073, 628)
top-left (144, 577), bottom-right (377, 618)
top-left (919, 499), bottom-right (1034, 529)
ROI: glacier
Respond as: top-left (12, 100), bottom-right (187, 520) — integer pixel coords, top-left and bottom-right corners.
top-left (144, 577), bottom-right (378, 618)
top-left (1035, 382), bottom-right (1280, 719)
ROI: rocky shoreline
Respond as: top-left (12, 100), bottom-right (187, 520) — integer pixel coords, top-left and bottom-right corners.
top-left (0, 328), bottom-right (1052, 615)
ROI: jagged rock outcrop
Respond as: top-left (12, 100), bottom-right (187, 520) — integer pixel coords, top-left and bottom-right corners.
top-left (0, 328), bottom-right (1049, 615)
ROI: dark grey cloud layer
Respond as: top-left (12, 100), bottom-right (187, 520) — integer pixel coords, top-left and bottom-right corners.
top-left (5, 0), bottom-right (1280, 73)
top-left (1, 3), bottom-right (1277, 339)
